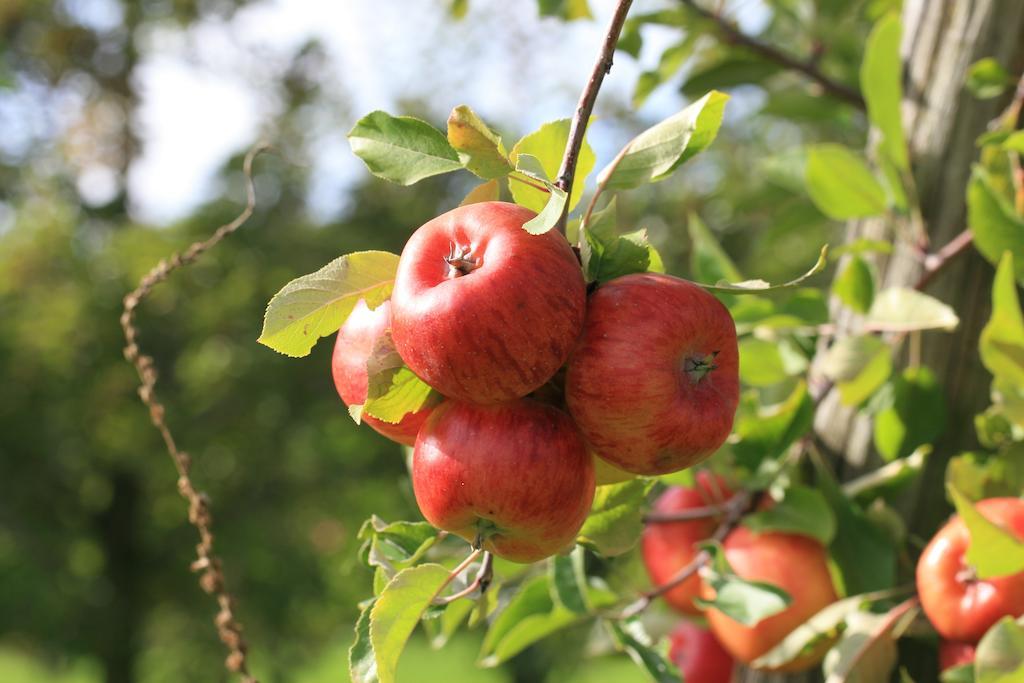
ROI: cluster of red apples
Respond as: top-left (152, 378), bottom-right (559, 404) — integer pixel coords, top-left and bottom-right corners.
top-left (645, 474), bottom-right (1024, 675)
top-left (329, 200), bottom-right (1024, 677)
top-left (331, 201), bottom-right (740, 563)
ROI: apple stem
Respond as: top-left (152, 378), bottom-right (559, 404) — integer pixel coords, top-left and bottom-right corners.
top-left (444, 243), bottom-right (481, 277)
top-left (434, 551), bottom-right (495, 606)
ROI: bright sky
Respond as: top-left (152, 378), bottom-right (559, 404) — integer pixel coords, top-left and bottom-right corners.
top-left (34, 0), bottom-right (768, 224)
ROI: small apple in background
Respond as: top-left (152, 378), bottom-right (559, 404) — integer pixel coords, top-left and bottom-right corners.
top-left (411, 399), bottom-right (595, 563)
top-left (916, 496), bottom-right (1024, 643)
top-left (702, 527), bottom-right (839, 672)
top-left (565, 273), bottom-right (739, 475)
top-left (668, 620), bottom-right (735, 683)
top-left (642, 473), bottom-right (734, 615)
top-left (939, 640), bottom-right (976, 672)
top-left (390, 201), bottom-right (586, 404)
top-left (332, 299), bottom-right (437, 446)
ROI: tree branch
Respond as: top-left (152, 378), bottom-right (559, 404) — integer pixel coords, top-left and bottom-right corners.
top-left (554, 0), bottom-right (635, 234)
top-left (613, 489), bottom-right (753, 619)
top-left (120, 143), bottom-right (270, 683)
top-left (678, 0), bottom-right (866, 110)
top-left (642, 503), bottom-right (730, 523)
top-left (434, 551), bottom-right (494, 605)
top-left (915, 229), bottom-right (974, 291)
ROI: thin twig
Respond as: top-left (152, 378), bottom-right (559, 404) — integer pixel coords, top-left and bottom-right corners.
top-left (642, 503), bottom-right (730, 523)
top-left (554, 0), bottom-right (635, 234)
top-left (120, 143), bottom-right (270, 683)
top-left (434, 551), bottom-right (494, 605)
top-left (677, 0), bottom-right (865, 110)
top-left (612, 490), bottom-right (753, 619)
top-left (915, 229), bottom-right (974, 291)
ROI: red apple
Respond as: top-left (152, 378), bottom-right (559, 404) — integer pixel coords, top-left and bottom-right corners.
top-left (668, 620), bottom-right (735, 683)
top-left (411, 399), bottom-right (595, 563)
top-left (939, 640), bottom-right (976, 672)
top-left (916, 497), bottom-right (1024, 643)
top-left (390, 201), bottom-right (586, 404)
top-left (702, 527), bottom-right (839, 672)
top-left (565, 273), bottom-right (739, 475)
top-left (332, 299), bottom-right (437, 446)
top-left (642, 473), bottom-right (734, 615)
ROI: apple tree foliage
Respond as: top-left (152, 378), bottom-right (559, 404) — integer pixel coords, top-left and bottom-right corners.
top-left (256, 4), bottom-right (1024, 683)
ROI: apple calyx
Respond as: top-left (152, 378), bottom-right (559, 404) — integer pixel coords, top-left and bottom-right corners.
top-left (444, 242), bottom-right (481, 277)
top-left (684, 351), bottom-right (720, 384)
top-left (474, 518), bottom-right (500, 548)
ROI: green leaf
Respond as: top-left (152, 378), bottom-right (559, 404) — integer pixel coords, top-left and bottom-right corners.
top-left (536, 0), bottom-right (592, 20)
top-left (259, 251), bottom-right (400, 357)
top-left (681, 53), bottom-right (783, 99)
top-left (349, 111), bottom-right (462, 185)
top-left (1003, 131), bottom-right (1024, 154)
top-left (822, 609), bottom-right (900, 683)
top-left (481, 576), bottom-right (552, 657)
top-left (688, 212), bottom-right (743, 284)
top-left (549, 546), bottom-right (589, 614)
top-left (738, 338), bottom-right (789, 388)
top-left (522, 185), bottom-right (568, 235)
top-left (369, 563), bottom-right (452, 683)
top-left (732, 381), bottom-right (814, 471)
top-left (873, 367), bottom-right (945, 461)
top-left (700, 245), bottom-right (829, 294)
top-left (980, 252), bottom-right (1024, 384)
top-left (349, 332), bottom-right (439, 424)
top-left (820, 335), bottom-right (892, 406)
top-left (967, 59), bottom-right (1014, 100)
top-left (479, 575), bottom-right (605, 666)
top-left (834, 255), bottom-right (875, 313)
top-left (943, 663), bottom-right (977, 683)
top-left (427, 598), bottom-right (474, 649)
top-left (948, 486), bottom-right (1024, 579)
top-left (813, 454), bottom-right (897, 595)
top-left (350, 600), bottom-right (378, 683)
top-left (753, 591), bottom-right (902, 671)
top-left (598, 91), bottom-right (729, 191)
top-left (969, 170), bottom-right (1024, 284)
top-left (459, 179), bottom-right (501, 206)
top-left (829, 239), bottom-right (894, 260)
top-left (696, 542), bottom-right (792, 626)
top-left (743, 485), bottom-right (837, 544)
top-left (806, 144), bottom-right (888, 219)
top-left (606, 619), bottom-right (680, 683)
top-left (633, 38), bottom-right (695, 108)
top-left (448, 0), bottom-right (469, 19)
top-left (509, 119), bottom-right (594, 212)
top-left (844, 446), bottom-right (930, 502)
top-left (975, 616), bottom-right (1024, 683)
top-left (867, 288), bottom-right (960, 332)
top-left (861, 13), bottom-right (908, 170)
top-left (975, 408), bottom-right (1019, 450)
top-left (577, 478), bottom-right (655, 556)
top-left (358, 516), bottom-right (439, 583)
top-left (581, 199), bottom-right (664, 281)
top-left (446, 105), bottom-right (512, 179)
top-left (946, 448), bottom-right (1024, 502)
